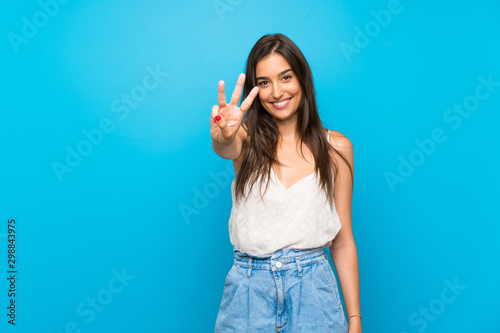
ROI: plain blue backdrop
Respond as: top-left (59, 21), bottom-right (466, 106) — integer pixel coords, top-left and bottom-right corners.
top-left (1, 0), bottom-right (499, 332)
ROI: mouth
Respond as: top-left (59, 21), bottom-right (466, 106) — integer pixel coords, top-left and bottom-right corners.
top-left (271, 97), bottom-right (292, 109)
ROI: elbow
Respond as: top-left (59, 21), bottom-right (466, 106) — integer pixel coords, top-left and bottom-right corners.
top-left (330, 235), bottom-right (356, 252)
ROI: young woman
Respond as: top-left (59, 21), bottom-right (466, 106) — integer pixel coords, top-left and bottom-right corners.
top-left (211, 33), bottom-right (361, 333)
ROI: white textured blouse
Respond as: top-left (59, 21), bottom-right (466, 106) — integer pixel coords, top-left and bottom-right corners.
top-left (228, 130), bottom-right (342, 256)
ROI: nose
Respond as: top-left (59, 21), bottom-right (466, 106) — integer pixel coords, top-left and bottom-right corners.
top-left (272, 81), bottom-right (283, 100)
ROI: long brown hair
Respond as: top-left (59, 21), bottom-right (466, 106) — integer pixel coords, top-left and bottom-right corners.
top-left (236, 33), bottom-right (353, 209)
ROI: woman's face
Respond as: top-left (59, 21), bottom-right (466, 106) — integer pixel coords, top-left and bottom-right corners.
top-left (255, 53), bottom-right (302, 123)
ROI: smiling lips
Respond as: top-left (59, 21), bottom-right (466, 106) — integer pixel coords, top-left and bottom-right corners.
top-left (271, 97), bottom-right (292, 109)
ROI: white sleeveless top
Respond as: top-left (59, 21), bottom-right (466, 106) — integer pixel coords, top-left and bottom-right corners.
top-left (228, 130), bottom-right (342, 256)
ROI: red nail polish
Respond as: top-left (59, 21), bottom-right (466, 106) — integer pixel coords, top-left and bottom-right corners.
top-left (214, 115), bottom-right (222, 122)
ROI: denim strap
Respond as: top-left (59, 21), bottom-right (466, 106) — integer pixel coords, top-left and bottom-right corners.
top-left (247, 258), bottom-right (253, 277)
top-left (294, 257), bottom-right (303, 277)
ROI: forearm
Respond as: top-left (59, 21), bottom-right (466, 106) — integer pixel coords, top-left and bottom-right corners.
top-left (329, 242), bottom-right (361, 328)
top-left (212, 135), bottom-right (241, 160)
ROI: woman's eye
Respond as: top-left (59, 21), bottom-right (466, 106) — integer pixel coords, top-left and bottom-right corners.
top-left (283, 75), bottom-right (292, 80)
top-left (258, 81), bottom-right (269, 86)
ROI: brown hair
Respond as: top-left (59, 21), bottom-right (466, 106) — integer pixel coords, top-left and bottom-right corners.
top-left (236, 33), bottom-right (353, 208)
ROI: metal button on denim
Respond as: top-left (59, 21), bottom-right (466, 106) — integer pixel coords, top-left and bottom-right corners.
top-left (275, 261), bottom-right (282, 268)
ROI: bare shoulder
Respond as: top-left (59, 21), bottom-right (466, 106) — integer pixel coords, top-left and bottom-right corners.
top-left (325, 129), bottom-right (354, 181)
top-left (325, 129), bottom-right (353, 149)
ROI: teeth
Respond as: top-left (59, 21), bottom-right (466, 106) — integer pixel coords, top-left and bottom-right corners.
top-left (273, 98), bottom-right (290, 106)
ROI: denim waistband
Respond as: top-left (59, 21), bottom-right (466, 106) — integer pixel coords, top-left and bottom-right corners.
top-left (232, 245), bottom-right (327, 276)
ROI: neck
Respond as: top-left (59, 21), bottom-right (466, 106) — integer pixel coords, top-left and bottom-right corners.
top-left (276, 115), bottom-right (299, 145)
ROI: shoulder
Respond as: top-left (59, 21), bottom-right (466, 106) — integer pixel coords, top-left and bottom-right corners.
top-left (325, 129), bottom-right (354, 168)
top-left (324, 129), bottom-right (354, 182)
top-left (324, 129), bottom-right (353, 150)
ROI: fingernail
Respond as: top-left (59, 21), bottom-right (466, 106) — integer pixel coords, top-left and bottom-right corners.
top-left (214, 115), bottom-right (222, 122)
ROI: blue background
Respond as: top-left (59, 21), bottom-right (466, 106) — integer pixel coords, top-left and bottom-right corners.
top-left (1, 0), bottom-right (499, 332)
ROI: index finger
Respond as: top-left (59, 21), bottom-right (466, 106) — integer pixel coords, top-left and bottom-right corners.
top-left (218, 80), bottom-right (227, 108)
top-left (239, 86), bottom-right (259, 112)
top-left (229, 73), bottom-right (245, 105)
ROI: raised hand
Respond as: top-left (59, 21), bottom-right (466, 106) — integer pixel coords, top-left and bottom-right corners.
top-left (210, 73), bottom-right (259, 145)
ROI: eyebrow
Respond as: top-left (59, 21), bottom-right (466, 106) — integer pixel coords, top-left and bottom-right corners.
top-left (256, 69), bottom-right (293, 81)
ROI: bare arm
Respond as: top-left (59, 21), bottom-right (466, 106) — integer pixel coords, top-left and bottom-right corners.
top-left (211, 124), bottom-right (247, 160)
top-left (327, 132), bottom-right (361, 333)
